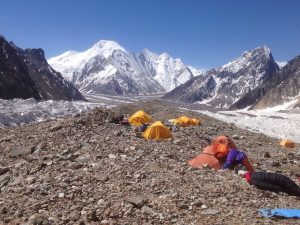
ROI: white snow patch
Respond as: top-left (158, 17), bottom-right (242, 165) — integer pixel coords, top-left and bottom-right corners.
top-left (194, 108), bottom-right (300, 143)
top-left (180, 96), bottom-right (300, 143)
top-left (276, 61), bottom-right (287, 68)
top-left (188, 66), bottom-right (206, 76)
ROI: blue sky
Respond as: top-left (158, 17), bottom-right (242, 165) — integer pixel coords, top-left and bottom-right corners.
top-left (1, 0), bottom-right (300, 69)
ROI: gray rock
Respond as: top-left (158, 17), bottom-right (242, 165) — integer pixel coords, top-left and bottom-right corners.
top-left (108, 154), bottom-right (117, 159)
top-left (125, 196), bottom-right (145, 208)
top-left (28, 213), bottom-right (50, 225)
top-left (10, 146), bottom-right (35, 157)
top-left (49, 124), bottom-right (63, 132)
top-left (232, 134), bottom-right (240, 140)
top-left (178, 203), bottom-right (189, 210)
top-left (141, 205), bottom-right (154, 215)
top-left (0, 136), bottom-right (13, 143)
top-left (0, 167), bottom-right (10, 175)
top-left (76, 154), bottom-right (90, 163)
top-left (113, 130), bottom-right (123, 136)
top-left (86, 210), bottom-right (98, 221)
top-left (96, 175), bottom-right (109, 182)
top-left (201, 209), bottom-right (220, 215)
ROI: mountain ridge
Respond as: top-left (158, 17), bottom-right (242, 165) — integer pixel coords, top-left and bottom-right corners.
top-left (163, 46), bottom-right (279, 109)
top-left (48, 40), bottom-right (202, 95)
top-left (231, 55), bottom-right (300, 109)
top-left (0, 35), bottom-right (85, 101)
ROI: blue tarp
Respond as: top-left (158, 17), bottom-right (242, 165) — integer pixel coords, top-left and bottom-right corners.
top-left (258, 208), bottom-right (300, 218)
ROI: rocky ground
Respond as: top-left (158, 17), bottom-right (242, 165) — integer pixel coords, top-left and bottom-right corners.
top-left (0, 99), bottom-right (299, 225)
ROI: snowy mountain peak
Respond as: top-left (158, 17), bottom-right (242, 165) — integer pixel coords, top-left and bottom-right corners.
top-left (159, 52), bottom-right (171, 59)
top-left (263, 45), bottom-right (271, 54)
top-left (164, 45), bottom-right (279, 109)
top-left (49, 40), bottom-right (195, 95)
top-left (142, 48), bottom-right (153, 54)
top-left (141, 48), bottom-right (158, 58)
top-left (221, 45), bottom-right (272, 73)
top-left (253, 45), bottom-right (271, 57)
top-left (61, 50), bottom-right (78, 57)
top-left (276, 61), bottom-right (287, 68)
top-left (87, 40), bottom-right (126, 58)
top-left (91, 40), bottom-right (125, 52)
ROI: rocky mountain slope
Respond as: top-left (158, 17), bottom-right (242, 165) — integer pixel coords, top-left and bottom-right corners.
top-left (163, 46), bottom-right (279, 109)
top-left (0, 35), bottom-right (84, 101)
top-left (0, 100), bottom-right (299, 225)
top-left (231, 55), bottom-right (300, 110)
top-left (48, 40), bottom-right (199, 95)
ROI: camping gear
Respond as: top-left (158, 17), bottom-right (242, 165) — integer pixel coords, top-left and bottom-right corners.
top-left (250, 172), bottom-right (300, 196)
top-left (211, 135), bottom-right (236, 159)
top-left (188, 135), bottom-right (254, 171)
top-left (258, 208), bottom-right (300, 218)
top-left (188, 145), bottom-right (224, 170)
top-left (191, 118), bottom-right (201, 125)
top-left (279, 139), bottom-right (295, 148)
top-left (120, 119), bottom-right (130, 126)
top-left (244, 172), bottom-right (300, 197)
top-left (109, 115), bottom-right (124, 124)
top-left (172, 116), bottom-right (201, 127)
top-left (142, 121), bottom-right (172, 140)
top-left (129, 110), bottom-right (151, 126)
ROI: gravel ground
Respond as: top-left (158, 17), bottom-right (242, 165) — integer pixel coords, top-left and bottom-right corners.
top-left (0, 99), bottom-right (299, 225)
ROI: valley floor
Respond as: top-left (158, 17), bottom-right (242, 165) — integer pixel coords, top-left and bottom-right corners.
top-left (1, 94), bottom-right (299, 144)
top-left (0, 99), bottom-right (299, 224)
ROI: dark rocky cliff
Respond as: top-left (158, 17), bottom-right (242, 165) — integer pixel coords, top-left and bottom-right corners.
top-left (231, 55), bottom-right (300, 109)
top-left (0, 35), bottom-right (85, 101)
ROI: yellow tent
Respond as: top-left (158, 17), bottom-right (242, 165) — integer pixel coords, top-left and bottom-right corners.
top-left (279, 139), bottom-right (295, 148)
top-left (143, 121), bottom-right (172, 140)
top-left (129, 110), bottom-right (151, 126)
top-left (173, 116), bottom-right (201, 127)
top-left (191, 118), bottom-right (201, 125)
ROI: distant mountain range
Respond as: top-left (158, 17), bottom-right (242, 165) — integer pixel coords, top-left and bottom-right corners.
top-left (231, 55), bottom-right (300, 110)
top-left (163, 46), bottom-right (280, 108)
top-left (0, 35), bottom-right (84, 101)
top-left (49, 40), bottom-right (300, 110)
top-left (1, 34), bottom-right (299, 110)
top-left (163, 47), bottom-right (300, 110)
top-left (48, 40), bottom-right (202, 95)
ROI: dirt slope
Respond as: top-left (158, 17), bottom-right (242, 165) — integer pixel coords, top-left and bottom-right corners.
top-left (0, 100), bottom-right (299, 225)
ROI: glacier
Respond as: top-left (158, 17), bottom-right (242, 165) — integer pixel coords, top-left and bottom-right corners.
top-left (0, 96), bottom-right (299, 143)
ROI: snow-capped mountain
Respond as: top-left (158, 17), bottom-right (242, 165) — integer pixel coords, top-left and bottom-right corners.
top-left (48, 40), bottom-right (197, 95)
top-left (276, 61), bottom-right (287, 68)
top-left (137, 49), bottom-right (197, 91)
top-left (231, 55), bottom-right (300, 109)
top-left (163, 46), bottom-right (279, 109)
top-left (0, 35), bottom-right (84, 101)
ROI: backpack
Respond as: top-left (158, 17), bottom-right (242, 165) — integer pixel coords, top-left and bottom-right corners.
top-left (211, 136), bottom-right (236, 159)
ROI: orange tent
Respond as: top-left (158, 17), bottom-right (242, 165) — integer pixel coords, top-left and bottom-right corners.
top-left (191, 118), bottom-right (201, 125)
top-left (172, 116), bottom-right (201, 127)
top-left (188, 135), bottom-right (254, 171)
top-left (279, 139), bottom-right (295, 148)
top-left (129, 110), bottom-right (151, 126)
top-left (143, 121), bottom-right (172, 140)
top-left (188, 146), bottom-right (223, 170)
